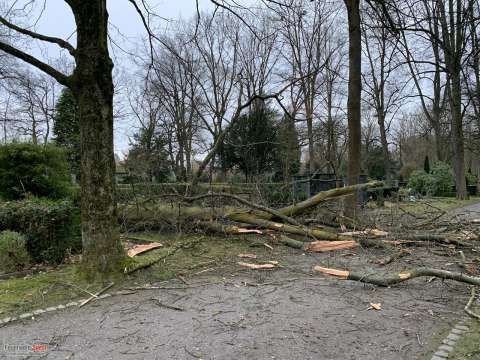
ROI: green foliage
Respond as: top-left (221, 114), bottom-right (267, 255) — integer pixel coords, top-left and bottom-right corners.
top-left (430, 161), bottom-right (455, 195)
top-left (408, 170), bottom-right (437, 195)
top-left (53, 88), bottom-right (80, 178)
top-left (0, 231), bottom-right (31, 273)
top-left (223, 104), bottom-right (279, 181)
top-left (364, 146), bottom-right (386, 180)
top-left (407, 161), bottom-right (454, 196)
top-left (125, 127), bottom-right (171, 183)
top-left (466, 171), bottom-right (478, 186)
top-left (0, 198), bottom-right (81, 264)
top-left (0, 142), bottom-right (72, 200)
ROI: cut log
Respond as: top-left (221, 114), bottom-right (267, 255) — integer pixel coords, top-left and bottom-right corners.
top-left (314, 266), bottom-right (480, 287)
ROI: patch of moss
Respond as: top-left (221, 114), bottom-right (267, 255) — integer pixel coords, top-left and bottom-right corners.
top-left (0, 233), bottom-right (289, 317)
top-left (450, 317), bottom-right (480, 359)
top-left (0, 266), bottom-right (106, 317)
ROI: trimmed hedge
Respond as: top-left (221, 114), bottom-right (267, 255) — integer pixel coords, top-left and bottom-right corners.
top-left (0, 199), bottom-right (81, 264)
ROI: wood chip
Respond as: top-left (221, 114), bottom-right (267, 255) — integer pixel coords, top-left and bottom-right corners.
top-left (369, 303), bottom-right (382, 310)
top-left (305, 240), bottom-right (359, 253)
top-left (127, 242), bottom-right (163, 257)
top-left (237, 253), bottom-right (257, 259)
top-left (236, 228), bottom-right (263, 234)
top-left (238, 262), bottom-right (276, 270)
top-left (313, 266), bottom-right (349, 279)
top-left (398, 272), bottom-right (411, 279)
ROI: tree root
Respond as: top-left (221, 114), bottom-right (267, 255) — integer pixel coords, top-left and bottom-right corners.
top-left (314, 266), bottom-right (480, 287)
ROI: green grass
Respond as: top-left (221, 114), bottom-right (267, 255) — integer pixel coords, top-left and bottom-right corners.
top-left (126, 232), bottom-right (283, 282)
top-left (0, 232), bottom-right (283, 317)
top-left (450, 317), bottom-right (480, 359)
top-left (0, 266), bottom-right (103, 317)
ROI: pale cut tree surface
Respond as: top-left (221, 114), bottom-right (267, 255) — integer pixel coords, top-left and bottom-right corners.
top-left (1, 202), bottom-right (479, 360)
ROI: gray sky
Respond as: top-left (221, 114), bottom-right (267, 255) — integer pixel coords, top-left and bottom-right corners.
top-left (30, 1), bottom-right (216, 156)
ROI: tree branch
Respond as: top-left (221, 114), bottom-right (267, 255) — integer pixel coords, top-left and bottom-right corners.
top-left (0, 41), bottom-right (71, 86)
top-left (0, 16), bottom-right (76, 56)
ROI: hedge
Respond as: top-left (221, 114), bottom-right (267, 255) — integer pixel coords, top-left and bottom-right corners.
top-left (0, 198), bottom-right (81, 264)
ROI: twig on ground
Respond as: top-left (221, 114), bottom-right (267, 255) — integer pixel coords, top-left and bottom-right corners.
top-left (150, 298), bottom-right (185, 311)
top-left (79, 283), bottom-right (114, 308)
top-left (464, 287), bottom-right (480, 320)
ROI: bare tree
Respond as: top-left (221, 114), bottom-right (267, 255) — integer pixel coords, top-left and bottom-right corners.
top-left (5, 69), bottom-right (57, 145)
top-left (362, 9), bottom-right (407, 180)
top-left (278, 0), bottom-right (333, 174)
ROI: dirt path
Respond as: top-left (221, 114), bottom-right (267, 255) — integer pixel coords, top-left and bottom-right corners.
top-left (1, 202), bottom-right (479, 360)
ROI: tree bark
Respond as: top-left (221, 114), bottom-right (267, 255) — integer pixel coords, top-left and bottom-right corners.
top-left (71, 0), bottom-right (124, 274)
top-left (344, 0), bottom-right (362, 213)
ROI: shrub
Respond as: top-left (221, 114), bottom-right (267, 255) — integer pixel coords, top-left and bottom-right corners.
top-left (407, 162), bottom-right (455, 196)
top-left (0, 198), bottom-right (81, 264)
top-left (430, 162), bottom-right (455, 195)
top-left (407, 170), bottom-right (437, 196)
top-left (0, 142), bottom-right (71, 200)
top-left (0, 231), bottom-right (31, 273)
top-left (466, 172), bottom-right (478, 186)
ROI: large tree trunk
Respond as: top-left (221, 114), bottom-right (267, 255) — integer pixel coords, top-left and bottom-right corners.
top-left (449, 75), bottom-right (467, 199)
top-left (344, 0), bottom-right (362, 212)
top-left (71, 1), bottom-right (124, 274)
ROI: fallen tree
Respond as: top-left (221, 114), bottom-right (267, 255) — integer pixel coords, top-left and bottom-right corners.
top-left (120, 181), bottom-right (383, 241)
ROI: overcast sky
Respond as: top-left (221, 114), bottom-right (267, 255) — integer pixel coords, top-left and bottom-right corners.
top-left (30, 1), bottom-right (217, 156)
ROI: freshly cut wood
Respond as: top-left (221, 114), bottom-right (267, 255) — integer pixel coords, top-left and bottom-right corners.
top-left (314, 266), bottom-right (480, 287)
top-left (369, 303), bottom-right (382, 311)
top-left (238, 253), bottom-right (257, 259)
top-left (341, 228), bottom-right (388, 237)
top-left (237, 228), bottom-right (263, 234)
top-left (127, 242), bottom-right (163, 257)
top-left (313, 266), bottom-right (350, 279)
top-left (238, 262), bottom-right (276, 270)
top-left (304, 240), bottom-right (358, 252)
